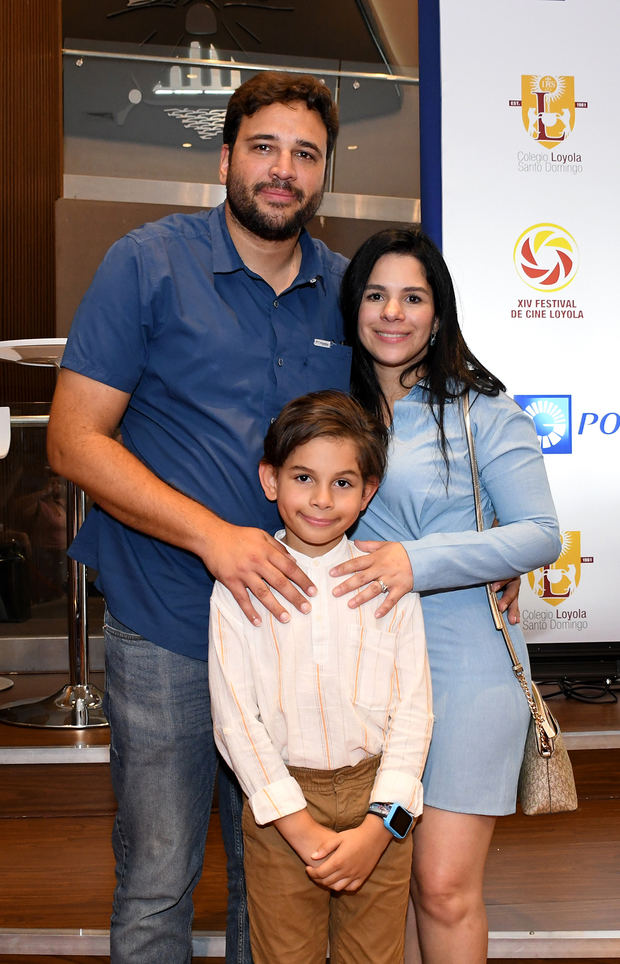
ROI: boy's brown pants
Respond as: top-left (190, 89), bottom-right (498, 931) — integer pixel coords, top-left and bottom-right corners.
top-left (242, 755), bottom-right (413, 964)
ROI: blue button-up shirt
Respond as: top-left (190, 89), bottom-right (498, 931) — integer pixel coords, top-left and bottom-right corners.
top-left (62, 203), bottom-right (350, 658)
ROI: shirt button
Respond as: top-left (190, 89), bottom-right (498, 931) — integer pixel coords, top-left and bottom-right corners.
top-left (273, 299), bottom-right (279, 308)
top-left (277, 357), bottom-right (284, 367)
top-left (309, 277), bottom-right (317, 285)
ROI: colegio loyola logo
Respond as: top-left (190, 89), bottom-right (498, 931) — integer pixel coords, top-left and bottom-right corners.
top-left (514, 223), bottom-right (578, 291)
top-left (527, 530), bottom-right (593, 607)
top-left (509, 75), bottom-right (587, 149)
top-left (514, 395), bottom-right (571, 453)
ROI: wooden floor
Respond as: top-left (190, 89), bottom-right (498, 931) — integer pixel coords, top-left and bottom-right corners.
top-left (0, 954), bottom-right (618, 964)
top-left (1, 673), bottom-right (619, 962)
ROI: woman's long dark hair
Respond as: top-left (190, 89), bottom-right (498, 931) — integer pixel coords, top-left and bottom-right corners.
top-left (341, 226), bottom-right (505, 472)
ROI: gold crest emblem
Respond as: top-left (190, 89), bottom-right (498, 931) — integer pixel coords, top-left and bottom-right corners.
top-left (521, 75), bottom-right (575, 149)
top-left (527, 530), bottom-right (581, 607)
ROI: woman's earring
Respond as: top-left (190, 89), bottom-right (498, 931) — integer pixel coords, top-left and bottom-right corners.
top-left (430, 327), bottom-right (438, 347)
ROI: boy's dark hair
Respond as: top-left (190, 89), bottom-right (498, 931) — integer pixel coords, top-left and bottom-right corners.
top-left (223, 71), bottom-right (339, 162)
top-left (263, 390), bottom-right (389, 483)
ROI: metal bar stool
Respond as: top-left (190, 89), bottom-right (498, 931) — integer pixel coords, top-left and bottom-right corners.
top-left (0, 339), bottom-right (107, 728)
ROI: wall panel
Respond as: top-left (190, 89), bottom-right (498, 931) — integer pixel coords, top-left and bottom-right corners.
top-left (0, 0), bottom-right (62, 405)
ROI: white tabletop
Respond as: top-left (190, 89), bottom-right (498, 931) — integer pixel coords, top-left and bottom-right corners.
top-left (0, 338), bottom-right (67, 367)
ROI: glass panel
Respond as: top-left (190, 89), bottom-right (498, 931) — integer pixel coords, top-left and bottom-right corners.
top-left (63, 41), bottom-right (419, 199)
top-left (335, 62), bottom-right (419, 199)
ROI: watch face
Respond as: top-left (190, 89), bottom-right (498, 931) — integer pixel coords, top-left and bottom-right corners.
top-left (390, 805), bottom-right (413, 837)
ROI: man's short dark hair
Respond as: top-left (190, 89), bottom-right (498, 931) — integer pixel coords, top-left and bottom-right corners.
top-left (223, 71), bottom-right (339, 161)
top-left (263, 390), bottom-right (389, 483)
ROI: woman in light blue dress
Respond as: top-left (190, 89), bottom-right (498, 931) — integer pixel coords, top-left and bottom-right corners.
top-left (330, 228), bottom-right (561, 964)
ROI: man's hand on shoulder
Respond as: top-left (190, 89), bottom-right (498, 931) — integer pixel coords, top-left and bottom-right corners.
top-left (204, 521), bottom-right (317, 626)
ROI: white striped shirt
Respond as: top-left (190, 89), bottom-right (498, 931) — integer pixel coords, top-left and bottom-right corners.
top-left (209, 533), bottom-right (433, 825)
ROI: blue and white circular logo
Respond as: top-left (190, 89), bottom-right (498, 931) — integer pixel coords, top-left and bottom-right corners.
top-left (522, 398), bottom-right (567, 449)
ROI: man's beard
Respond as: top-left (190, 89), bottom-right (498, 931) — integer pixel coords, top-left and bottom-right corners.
top-left (226, 172), bottom-right (324, 241)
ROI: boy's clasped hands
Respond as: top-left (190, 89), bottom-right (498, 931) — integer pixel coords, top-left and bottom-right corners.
top-left (276, 807), bottom-right (393, 892)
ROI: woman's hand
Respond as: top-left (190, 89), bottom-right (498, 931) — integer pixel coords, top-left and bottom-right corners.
top-left (330, 541), bottom-right (413, 618)
top-left (491, 575), bottom-right (521, 625)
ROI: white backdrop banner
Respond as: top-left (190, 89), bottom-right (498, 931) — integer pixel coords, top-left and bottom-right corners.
top-left (427, 0), bottom-right (618, 644)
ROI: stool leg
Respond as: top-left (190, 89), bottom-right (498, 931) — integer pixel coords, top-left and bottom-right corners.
top-left (0, 480), bottom-right (107, 729)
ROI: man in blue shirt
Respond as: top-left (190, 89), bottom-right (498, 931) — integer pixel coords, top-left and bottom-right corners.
top-left (48, 72), bottom-right (350, 964)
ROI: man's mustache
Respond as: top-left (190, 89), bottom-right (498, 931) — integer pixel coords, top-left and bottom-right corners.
top-left (254, 178), bottom-right (304, 201)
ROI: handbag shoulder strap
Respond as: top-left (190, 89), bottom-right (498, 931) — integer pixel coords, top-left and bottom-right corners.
top-left (462, 392), bottom-right (551, 734)
top-left (462, 392), bottom-right (517, 651)
top-left (463, 391), bottom-right (558, 757)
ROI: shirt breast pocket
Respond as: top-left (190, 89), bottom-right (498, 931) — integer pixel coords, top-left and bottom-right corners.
top-left (346, 624), bottom-right (397, 713)
top-left (303, 341), bottom-right (352, 394)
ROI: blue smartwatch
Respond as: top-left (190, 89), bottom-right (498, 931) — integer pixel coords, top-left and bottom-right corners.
top-left (368, 801), bottom-right (414, 839)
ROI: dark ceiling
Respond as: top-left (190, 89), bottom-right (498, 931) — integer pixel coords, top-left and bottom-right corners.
top-left (63, 0), bottom-right (389, 65)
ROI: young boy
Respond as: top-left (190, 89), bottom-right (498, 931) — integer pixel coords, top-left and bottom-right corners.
top-left (208, 390), bottom-right (433, 964)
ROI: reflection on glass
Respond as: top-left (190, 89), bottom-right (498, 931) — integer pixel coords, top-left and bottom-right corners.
top-left (63, 41), bottom-right (419, 199)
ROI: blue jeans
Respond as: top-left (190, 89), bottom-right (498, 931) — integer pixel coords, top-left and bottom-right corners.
top-left (103, 609), bottom-right (252, 964)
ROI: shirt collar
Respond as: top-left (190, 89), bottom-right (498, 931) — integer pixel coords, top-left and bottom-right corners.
top-left (297, 228), bottom-right (325, 289)
top-left (211, 203), bottom-right (246, 275)
top-left (211, 202), bottom-right (325, 289)
top-left (274, 530), bottom-right (354, 570)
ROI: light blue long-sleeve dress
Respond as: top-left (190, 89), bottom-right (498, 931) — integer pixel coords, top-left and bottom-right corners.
top-left (352, 384), bottom-right (561, 815)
